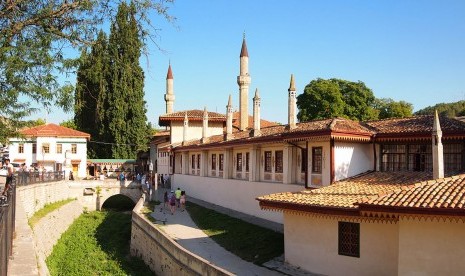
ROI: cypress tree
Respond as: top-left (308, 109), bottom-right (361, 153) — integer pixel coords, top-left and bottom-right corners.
top-left (106, 2), bottom-right (149, 159)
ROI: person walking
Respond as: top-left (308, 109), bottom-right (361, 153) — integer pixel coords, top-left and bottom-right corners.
top-left (2, 158), bottom-right (14, 196)
top-left (169, 191), bottom-right (176, 215)
top-left (163, 191), bottom-right (169, 210)
top-left (175, 187), bottom-right (182, 208)
top-left (180, 190), bottom-right (186, 212)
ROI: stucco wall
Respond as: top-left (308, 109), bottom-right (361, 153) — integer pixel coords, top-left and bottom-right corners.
top-left (284, 213), bottom-right (399, 276)
top-left (334, 142), bottom-right (373, 181)
top-left (398, 218), bottom-right (465, 275)
top-left (170, 121), bottom-right (224, 144)
top-left (130, 197), bottom-right (233, 276)
top-left (172, 174), bottom-right (303, 223)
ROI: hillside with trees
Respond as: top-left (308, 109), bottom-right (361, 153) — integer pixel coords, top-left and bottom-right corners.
top-left (414, 101), bottom-right (465, 117)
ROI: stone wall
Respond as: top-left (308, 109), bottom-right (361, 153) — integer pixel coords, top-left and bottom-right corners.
top-left (130, 196), bottom-right (233, 276)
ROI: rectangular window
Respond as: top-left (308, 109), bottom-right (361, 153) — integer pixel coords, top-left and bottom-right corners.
top-left (219, 154), bottom-right (224, 171)
top-left (275, 150), bottom-right (283, 173)
top-left (42, 143), bottom-right (50, 154)
top-left (56, 144), bottom-right (62, 154)
top-left (338, 222), bottom-right (360, 258)
top-left (264, 151), bottom-right (272, 172)
top-left (197, 154), bottom-right (201, 169)
top-left (444, 143), bottom-right (464, 173)
top-left (312, 147), bottom-right (322, 173)
top-left (32, 143), bottom-right (37, 154)
top-left (71, 144), bottom-right (77, 154)
top-left (381, 144), bottom-right (407, 171)
top-left (408, 144), bottom-right (431, 172)
top-left (18, 143), bottom-right (24, 154)
top-left (191, 155), bottom-right (195, 169)
top-left (301, 149), bottom-right (308, 173)
top-left (212, 154), bottom-right (217, 170)
top-left (236, 153), bottom-right (242, 171)
top-left (246, 152), bottom-right (250, 172)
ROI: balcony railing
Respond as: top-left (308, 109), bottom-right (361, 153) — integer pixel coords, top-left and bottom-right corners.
top-left (15, 171), bottom-right (65, 185)
top-left (0, 177), bottom-right (16, 275)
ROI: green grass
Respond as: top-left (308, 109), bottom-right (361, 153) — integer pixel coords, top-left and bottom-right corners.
top-left (46, 211), bottom-right (154, 276)
top-left (186, 202), bottom-right (284, 265)
top-left (28, 198), bottom-right (76, 227)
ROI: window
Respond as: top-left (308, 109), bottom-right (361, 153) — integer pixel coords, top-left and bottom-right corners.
top-left (338, 222), bottom-right (360, 258)
top-left (56, 144), bottom-right (62, 154)
top-left (18, 143), bottom-right (24, 154)
top-left (71, 144), bottom-right (77, 154)
top-left (246, 152), bottom-right (250, 172)
top-left (32, 143), bottom-right (37, 154)
top-left (197, 154), bottom-right (201, 169)
top-left (264, 151), bottom-right (272, 172)
top-left (191, 155), bottom-right (195, 169)
top-left (236, 153), bottom-right (242, 171)
top-left (408, 144), bottom-right (431, 172)
top-left (275, 150), bottom-right (283, 173)
top-left (42, 143), bottom-right (50, 154)
top-left (219, 154), bottom-right (224, 171)
top-left (312, 147), bottom-right (322, 173)
top-left (301, 149), bottom-right (308, 173)
top-left (212, 154), bottom-right (217, 170)
top-left (444, 143), bottom-right (464, 173)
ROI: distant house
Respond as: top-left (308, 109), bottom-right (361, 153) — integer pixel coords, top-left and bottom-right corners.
top-left (8, 123), bottom-right (90, 178)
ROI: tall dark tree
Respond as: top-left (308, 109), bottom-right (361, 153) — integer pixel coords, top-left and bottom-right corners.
top-left (74, 31), bottom-right (109, 158)
top-left (105, 2), bottom-right (149, 158)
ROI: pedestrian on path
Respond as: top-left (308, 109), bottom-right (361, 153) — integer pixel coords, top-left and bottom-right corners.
top-left (169, 191), bottom-right (176, 215)
top-left (180, 190), bottom-right (186, 211)
top-left (163, 191), bottom-right (169, 210)
top-left (175, 187), bottom-right (182, 207)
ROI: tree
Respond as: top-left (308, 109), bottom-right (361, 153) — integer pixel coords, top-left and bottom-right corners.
top-left (60, 119), bottom-right (77, 130)
top-left (105, 2), bottom-right (149, 158)
top-left (297, 78), bottom-right (378, 121)
top-left (0, 0), bottom-right (174, 142)
top-left (375, 98), bottom-right (413, 119)
top-left (415, 100), bottom-right (465, 117)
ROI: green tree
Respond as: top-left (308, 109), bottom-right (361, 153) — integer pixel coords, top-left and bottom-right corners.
top-left (105, 2), bottom-right (149, 158)
top-left (375, 98), bottom-right (413, 119)
top-left (297, 78), bottom-right (377, 121)
top-left (0, 0), bottom-right (174, 142)
top-left (414, 100), bottom-right (465, 117)
top-left (59, 120), bottom-right (77, 130)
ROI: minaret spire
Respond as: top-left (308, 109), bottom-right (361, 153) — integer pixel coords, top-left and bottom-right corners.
top-left (432, 110), bottom-right (444, 179)
top-left (182, 112), bottom-right (188, 145)
top-left (164, 63), bottom-right (175, 114)
top-left (237, 35), bottom-right (251, 131)
top-left (226, 95), bottom-right (233, 140)
top-left (288, 74), bottom-right (297, 130)
top-left (202, 107), bottom-right (209, 143)
top-left (253, 88), bottom-right (261, 137)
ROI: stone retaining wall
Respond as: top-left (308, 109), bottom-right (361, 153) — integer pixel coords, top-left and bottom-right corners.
top-left (130, 196), bottom-right (233, 276)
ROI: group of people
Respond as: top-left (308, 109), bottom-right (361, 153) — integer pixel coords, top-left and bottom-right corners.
top-left (163, 187), bottom-right (186, 215)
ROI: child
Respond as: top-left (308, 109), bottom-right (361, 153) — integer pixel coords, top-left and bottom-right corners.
top-left (180, 190), bottom-right (186, 211)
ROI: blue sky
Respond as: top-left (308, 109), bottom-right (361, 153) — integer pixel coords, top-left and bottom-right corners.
top-left (45, 0), bottom-right (465, 126)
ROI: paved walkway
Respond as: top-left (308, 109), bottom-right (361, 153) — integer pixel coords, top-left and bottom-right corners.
top-left (151, 188), bottom-right (314, 276)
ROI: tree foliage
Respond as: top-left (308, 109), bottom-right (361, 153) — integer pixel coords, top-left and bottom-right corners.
top-left (414, 100), bottom-right (465, 117)
top-left (374, 98), bottom-right (413, 119)
top-left (0, 0), bottom-right (174, 142)
top-left (59, 119), bottom-right (77, 130)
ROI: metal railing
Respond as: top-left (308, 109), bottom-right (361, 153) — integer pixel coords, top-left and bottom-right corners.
top-left (15, 171), bottom-right (65, 186)
top-left (0, 177), bottom-right (16, 275)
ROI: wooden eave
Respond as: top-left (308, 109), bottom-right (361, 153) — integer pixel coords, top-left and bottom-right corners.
top-left (258, 200), bottom-right (360, 217)
top-left (357, 203), bottom-right (465, 217)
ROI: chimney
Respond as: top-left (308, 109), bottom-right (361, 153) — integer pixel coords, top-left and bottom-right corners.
top-left (288, 74), bottom-right (297, 130)
top-left (253, 88), bottom-right (261, 137)
top-left (226, 95), bottom-right (233, 140)
top-left (202, 107), bottom-right (209, 143)
top-left (432, 110), bottom-right (444, 179)
top-left (182, 112), bottom-right (188, 146)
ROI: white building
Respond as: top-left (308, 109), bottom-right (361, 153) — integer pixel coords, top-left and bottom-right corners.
top-left (8, 123), bottom-right (90, 178)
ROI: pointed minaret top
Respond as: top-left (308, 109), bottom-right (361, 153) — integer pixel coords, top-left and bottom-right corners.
top-left (433, 109), bottom-right (442, 133)
top-left (184, 111), bottom-right (188, 121)
top-left (253, 88), bottom-right (260, 100)
top-left (240, 35), bottom-right (249, 57)
top-left (227, 94), bottom-right (232, 107)
top-left (167, 63), bottom-right (173, 79)
top-left (203, 106), bottom-right (208, 116)
top-left (288, 74), bottom-right (296, 91)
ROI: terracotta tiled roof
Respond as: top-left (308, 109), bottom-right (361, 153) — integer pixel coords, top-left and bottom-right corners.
top-left (20, 123), bottom-right (90, 139)
top-left (159, 110), bottom-right (226, 126)
top-left (366, 115), bottom-right (465, 136)
top-left (257, 171), bottom-right (431, 212)
top-left (231, 112), bottom-right (279, 132)
top-left (358, 174), bottom-right (465, 211)
top-left (289, 118), bottom-right (373, 135)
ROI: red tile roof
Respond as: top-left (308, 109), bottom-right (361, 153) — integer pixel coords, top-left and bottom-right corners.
top-left (20, 123), bottom-right (90, 139)
top-left (159, 110), bottom-right (227, 126)
top-left (232, 112), bottom-right (279, 132)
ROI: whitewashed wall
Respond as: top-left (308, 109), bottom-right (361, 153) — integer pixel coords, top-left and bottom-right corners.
top-left (170, 121), bottom-right (224, 144)
top-left (334, 142), bottom-right (373, 181)
top-left (173, 174), bottom-right (303, 223)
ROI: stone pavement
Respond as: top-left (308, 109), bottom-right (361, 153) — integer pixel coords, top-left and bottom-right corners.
top-left (151, 188), bottom-right (314, 276)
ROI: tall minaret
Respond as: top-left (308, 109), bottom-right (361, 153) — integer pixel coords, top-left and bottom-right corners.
top-left (253, 88), bottom-right (261, 137)
top-left (226, 95), bottom-right (233, 140)
top-left (202, 107), bottom-right (208, 143)
top-left (237, 34), bottom-right (251, 131)
top-left (164, 63), bottom-right (175, 114)
top-left (432, 110), bottom-right (444, 179)
top-left (288, 74), bottom-right (297, 130)
top-left (182, 112), bottom-right (188, 145)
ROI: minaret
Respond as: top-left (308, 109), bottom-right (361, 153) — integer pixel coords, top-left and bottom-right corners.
top-left (164, 63), bottom-right (175, 114)
top-left (432, 110), bottom-right (444, 179)
top-left (202, 107), bottom-right (208, 143)
top-left (288, 74), bottom-right (297, 130)
top-left (237, 34), bottom-right (251, 131)
top-left (182, 112), bottom-right (188, 145)
top-left (253, 88), bottom-right (261, 137)
top-left (226, 95), bottom-right (233, 140)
